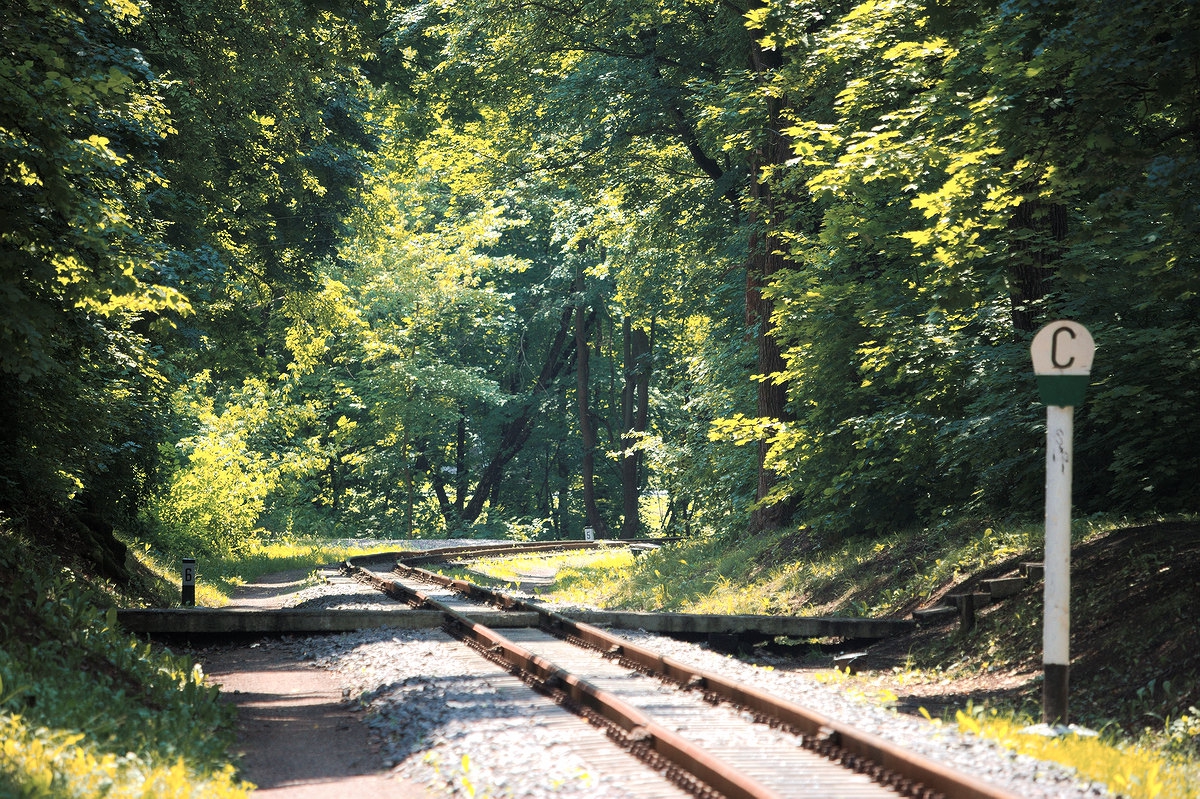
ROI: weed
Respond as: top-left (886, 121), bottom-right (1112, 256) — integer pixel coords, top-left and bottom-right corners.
top-left (1163, 707), bottom-right (1200, 756)
top-left (460, 753), bottom-right (476, 798)
top-left (132, 536), bottom-right (403, 605)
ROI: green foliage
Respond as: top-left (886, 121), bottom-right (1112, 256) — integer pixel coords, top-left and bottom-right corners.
top-left (0, 0), bottom-right (188, 524)
top-left (0, 717), bottom-right (246, 799)
top-left (741, 0), bottom-right (1200, 533)
top-left (148, 375), bottom-right (281, 556)
top-left (0, 0), bottom-right (187, 380)
top-left (140, 0), bottom-right (377, 376)
top-left (0, 526), bottom-right (246, 796)
top-left (7, 0), bottom-right (1200, 558)
top-left (2, 0), bottom-right (381, 557)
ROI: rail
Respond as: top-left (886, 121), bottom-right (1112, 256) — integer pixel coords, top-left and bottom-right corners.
top-left (345, 548), bottom-right (1021, 799)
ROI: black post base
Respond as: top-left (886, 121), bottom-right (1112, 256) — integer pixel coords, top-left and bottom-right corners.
top-left (1043, 662), bottom-right (1069, 725)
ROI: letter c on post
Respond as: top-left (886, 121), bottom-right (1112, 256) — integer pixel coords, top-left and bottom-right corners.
top-left (1050, 326), bottom-right (1077, 369)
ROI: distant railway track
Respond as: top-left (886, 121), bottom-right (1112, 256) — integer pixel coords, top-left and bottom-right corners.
top-left (342, 544), bottom-right (1021, 799)
top-left (119, 541), bottom-right (912, 641)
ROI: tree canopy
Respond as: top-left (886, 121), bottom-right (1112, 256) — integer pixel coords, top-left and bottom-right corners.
top-left (2, 0), bottom-right (1196, 558)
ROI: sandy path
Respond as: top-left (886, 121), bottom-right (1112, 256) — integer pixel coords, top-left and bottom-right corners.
top-left (199, 569), bottom-right (435, 798)
top-left (222, 568), bottom-right (317, 610)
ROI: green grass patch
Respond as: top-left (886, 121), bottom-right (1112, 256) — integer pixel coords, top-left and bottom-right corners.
top-left (474, 521), bottom-right (1041, 618)
top-left (438, 548), bottom-right (640, 602)
top-left (132, 537), bottom-right (406, 606)
top-left (0, 526), bottom-right (249, 798)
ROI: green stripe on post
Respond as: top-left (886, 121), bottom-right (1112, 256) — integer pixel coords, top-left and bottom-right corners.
top-left (1036, 374), bottom-right (1090, 407)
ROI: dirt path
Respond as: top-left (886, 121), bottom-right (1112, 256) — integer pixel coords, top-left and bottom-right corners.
top-left (221, 568), bottom-right (317, 610)
top-left (198, 570), bottom-right (435, 798)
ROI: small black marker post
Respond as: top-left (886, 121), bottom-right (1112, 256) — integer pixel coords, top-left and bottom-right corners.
top-left (181, 557), bottom-right (196, 606)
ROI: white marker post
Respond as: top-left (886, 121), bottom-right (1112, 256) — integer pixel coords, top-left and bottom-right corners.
top-left (1030, 321), bottom-right (1094, 726)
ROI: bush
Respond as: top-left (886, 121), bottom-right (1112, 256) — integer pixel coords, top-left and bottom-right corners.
top-left (147, 375), bottom-right (281, 557)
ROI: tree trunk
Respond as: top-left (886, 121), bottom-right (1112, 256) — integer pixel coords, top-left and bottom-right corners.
top-left (461, 304), bottom-right (574, 524)
top-left (575, 274), bottom-right (608, 538)
top-left (454, 410), bottom-right (467, 520)
top-left (643, 10), bottom-right (797, 534)
top-left (1008, 196), bottom-right (1068, 332)
top-left (430, 470), bottom-right (453, 525)
top-left (619, 316), bottom-right (652, 539)
top-left (417, 446), bottom-right (458, 530)
top-left (402, 441), bottom-right (413, 538)
top-left (746, 37), bottom-right (797, 534)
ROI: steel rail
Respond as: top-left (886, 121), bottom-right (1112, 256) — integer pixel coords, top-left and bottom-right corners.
top-left (347, 550), bottom-right (1023, 799)
top-left (348, 561), bottom-right (783, 799)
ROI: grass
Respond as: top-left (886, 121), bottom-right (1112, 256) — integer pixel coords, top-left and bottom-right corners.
top-left (0, 526), bottom-right (249, 798)
top-left (457, 519), bottom-right (1040, 618)
top-left (130, 537), bottom-right (407, 606)
top-left (952, 704), bottom-right (1197, 799)
top-left (441, 547), bottom-right (639, 600)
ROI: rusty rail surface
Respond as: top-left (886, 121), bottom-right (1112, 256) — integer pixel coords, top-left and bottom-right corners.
top-left (345, 550), bottom-right (1022, 799)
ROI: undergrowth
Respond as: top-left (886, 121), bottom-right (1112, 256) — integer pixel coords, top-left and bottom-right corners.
top-left (954, 705), bottom-right (1199, 799)
top-left (131, 537), bottom-right (403, 606)
top-left (0, 525), bottom-right (249, 798)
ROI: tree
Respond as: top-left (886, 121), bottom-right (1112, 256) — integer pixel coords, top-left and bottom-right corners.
top-left (0, 0), bottom-right (187, 543)
top-left (618, 315), bottom-right (653, 539)
top-left (381, 0), bottom-right (820, 535)
top-left (138, 0), bottom-right (376, 378)
top-left (756, 0), bottom-right (1200, 529)
top-left (14, 0), bottom-right (1197, 557)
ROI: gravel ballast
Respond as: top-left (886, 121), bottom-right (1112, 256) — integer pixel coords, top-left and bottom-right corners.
top-left (224, 550), bottom-right (1111, 798)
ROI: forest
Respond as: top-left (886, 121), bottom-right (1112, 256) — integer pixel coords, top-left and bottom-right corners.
top-left (3, 0), bottom-right (1198, 563)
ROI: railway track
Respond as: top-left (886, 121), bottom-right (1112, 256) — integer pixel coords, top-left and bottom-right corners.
top-left (343, 544), bottom-right (1022, 799)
